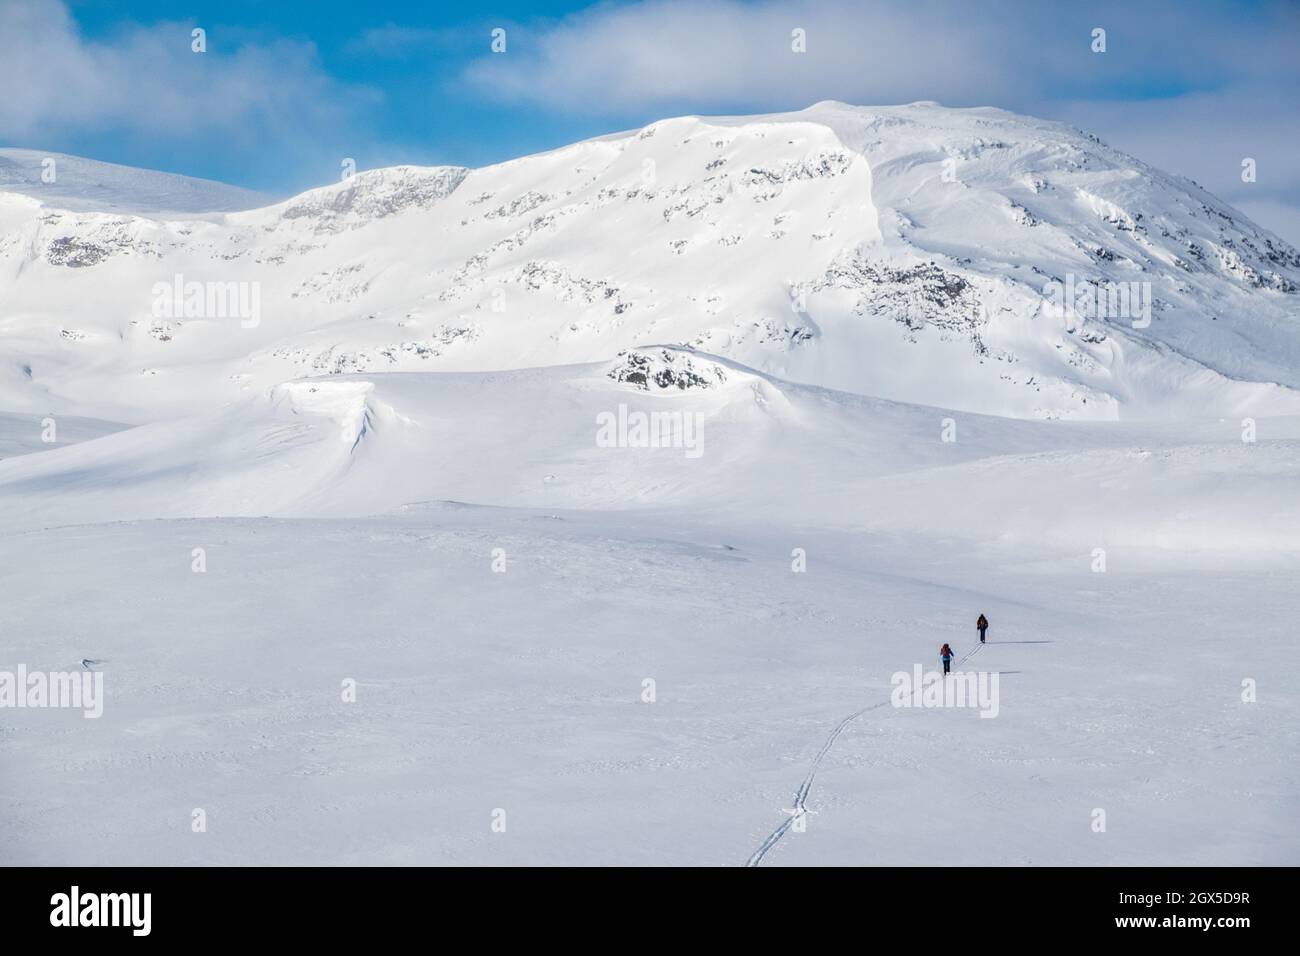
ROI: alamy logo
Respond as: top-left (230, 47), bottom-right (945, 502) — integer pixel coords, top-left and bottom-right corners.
top-left (890, 664), bottom-right (1000, 718)
top-left (1041, 274), bottom-right (1151, 329)
top-left (595, 404), bottom-right (704, 459)
top-left (151, 273), bottom-right (261, 328)
top-left (0, 666), bottom-right (104, 718)
top-left (50, 886), bottom-right (151, 936)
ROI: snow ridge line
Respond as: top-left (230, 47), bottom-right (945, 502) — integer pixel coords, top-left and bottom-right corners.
top-left (744, 641), bottom-right (985, 867)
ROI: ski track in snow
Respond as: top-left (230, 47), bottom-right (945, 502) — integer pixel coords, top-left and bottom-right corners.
top-left (745, 641), bottom-right (987, 867)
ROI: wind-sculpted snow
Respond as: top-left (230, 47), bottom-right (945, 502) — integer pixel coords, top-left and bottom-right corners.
top-left (3, 355), bottom-right (1298, 562)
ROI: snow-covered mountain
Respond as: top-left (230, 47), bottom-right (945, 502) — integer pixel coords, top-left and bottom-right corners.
top-left (4, 105), bottom-right (1299, 868)
top-left (3, 102), bottom-right (1299, 423)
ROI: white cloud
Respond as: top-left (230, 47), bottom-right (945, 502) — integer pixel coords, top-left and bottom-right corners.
top-left (0, 1), bottom-right (377, 156)
top-left (463, 0), bottom-right (1029, 113)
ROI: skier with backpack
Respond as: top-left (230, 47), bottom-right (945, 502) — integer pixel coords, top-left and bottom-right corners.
top-left (977, 613), bottom-right (988, 644)
top-left (940, 643), bottom-right (955, 675)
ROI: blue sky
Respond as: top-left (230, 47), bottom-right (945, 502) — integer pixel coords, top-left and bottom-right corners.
top-left (3, 0), bottom-right (1298, 240)
top-left (55, 0), bottom-right (613, 180)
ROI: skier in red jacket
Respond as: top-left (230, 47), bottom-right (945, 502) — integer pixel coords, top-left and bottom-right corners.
top-left (940, 643), bottom-right (955, 675)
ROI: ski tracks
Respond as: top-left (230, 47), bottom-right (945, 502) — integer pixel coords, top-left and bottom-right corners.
top-left (744, 641), bottom-right (985, 867)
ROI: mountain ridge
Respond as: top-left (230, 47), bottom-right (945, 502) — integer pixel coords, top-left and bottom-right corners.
top-left (2, 101), bottom-right (1298, 422)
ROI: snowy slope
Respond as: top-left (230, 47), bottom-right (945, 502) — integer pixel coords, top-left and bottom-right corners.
top-left (3, 348), bottom-right (1298, 557)
top-left (2, 353), bottom-right (1296, 868)
top-left (0, 148), bottom-right (272, 215)
top-left (2, 102), bottom-right (1299, 422)
top-left (0, 409), bottom-right (124, 460)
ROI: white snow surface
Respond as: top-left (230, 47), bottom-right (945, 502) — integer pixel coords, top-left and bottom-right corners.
top-left (0, 148), bottom-right (272, 216)
top-left (1, 103), bottom-right (1298, 866)
top-left (2, 102), bottom-right (1299, 422)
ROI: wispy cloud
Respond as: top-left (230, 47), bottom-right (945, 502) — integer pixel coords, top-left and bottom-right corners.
top-left (0, 0), bottom-right (378, 167)
top-left (463, 0), bottom-right (1025, 113)
top-left (462, 0), bottom-right (1298, 114)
